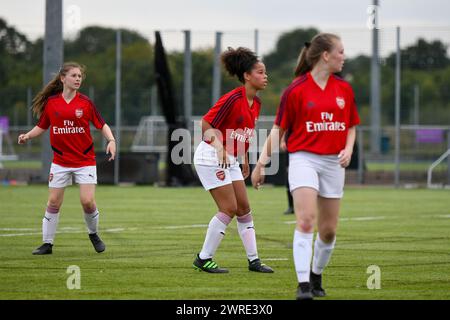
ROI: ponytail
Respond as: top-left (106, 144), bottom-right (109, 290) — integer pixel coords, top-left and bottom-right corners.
top-left (293, 33), bottom-right (340, 77)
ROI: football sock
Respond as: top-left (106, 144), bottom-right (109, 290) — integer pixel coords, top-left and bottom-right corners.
top-left (312, 234), bottom-right (336, 275)
top-left (42, 206), bottom-right (60, 244)
top-left (199, 212), bottom-right (231, 260)
top-left (84, 207), bottom-right (99, 235)
top-left (237, 212), bottom-right (258, 262)
top-left (293, 229), bottom-right (314, 283)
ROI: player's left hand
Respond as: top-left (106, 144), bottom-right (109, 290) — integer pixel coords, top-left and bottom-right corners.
top-left (338, 148), bottom-right (352, 168)
top-left (241, 162), bottom-right (250, 179)
top-left (106, 140), bottom-right (116, 161)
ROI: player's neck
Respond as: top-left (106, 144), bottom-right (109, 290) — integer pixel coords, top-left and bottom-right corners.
top-left (244, 84), bottom-right (257, 107)
top-left (310, 67), bottom-right (331, 90)
top-left (62, 89), bottom-right (77, 103)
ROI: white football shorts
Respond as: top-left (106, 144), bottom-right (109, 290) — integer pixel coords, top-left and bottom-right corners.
top-left (48, 163), bottom-right (97, 188)
top-left (288, 151), bottom-right (345, 198)
top-left (194, 141), bottom-right (244, 191)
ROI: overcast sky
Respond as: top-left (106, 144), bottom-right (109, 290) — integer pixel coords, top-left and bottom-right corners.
top-left (2, 0), bottom-right (450, 57)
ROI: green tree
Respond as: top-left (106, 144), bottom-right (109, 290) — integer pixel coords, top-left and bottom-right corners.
top-left (386, 38), bottom-right (449, 70)
top-left (263, 28), bottom-right (319, 71)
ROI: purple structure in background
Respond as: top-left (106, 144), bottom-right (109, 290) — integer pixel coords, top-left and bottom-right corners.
top-left (0, 116), bottom-right (9, 133)
top-left (415, 129), bottom-right (444, 144)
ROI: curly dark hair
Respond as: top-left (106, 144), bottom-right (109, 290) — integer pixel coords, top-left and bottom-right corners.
top-left (221, 47), bottom-right (259, 83)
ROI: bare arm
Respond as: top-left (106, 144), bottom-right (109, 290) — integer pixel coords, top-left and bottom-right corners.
top-left (201, 119), bottom-right (230, 168)
top-left (251, 124), bottom-right (285, 189)
top-left (17, 126), bottom-right (46, 144)
top-left (101, 124), bottom-right (116, 161)
top-left (338, 126), bottom-right (356, 168)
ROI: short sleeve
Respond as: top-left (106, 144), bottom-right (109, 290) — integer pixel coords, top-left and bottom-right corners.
top-left (347, 86), bottom-right (360, 127)
top-left (37, 103), bottom-right (51, 129)
top-left (89, 100), bottom-right (106, 129)
top-left (203, 93), bottom-right (239, 128)
top-left (274, 89), bottom-right (295, 130)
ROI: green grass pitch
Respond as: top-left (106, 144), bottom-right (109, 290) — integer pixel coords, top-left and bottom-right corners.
top-left (0, 185), bottom-right (449, 300)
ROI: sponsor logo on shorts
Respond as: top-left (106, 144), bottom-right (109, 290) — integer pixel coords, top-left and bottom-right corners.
top-left (49, 173), bottom-right (54, 182)
top-left (336, 96), bottom-right (345, 109)
top-left (75, 109), bottom-right (83, 118)
top-left (216, 170), bottom-right (225, 181)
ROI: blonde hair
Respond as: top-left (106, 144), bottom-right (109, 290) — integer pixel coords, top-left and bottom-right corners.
top-left (294, 33), bottom-right (341, 77)
top-left (32, 62), bottom-right (85, 118)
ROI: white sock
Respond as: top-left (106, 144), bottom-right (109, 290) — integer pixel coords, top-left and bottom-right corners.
top-left (293, 230), bottom-right (314, 283)
top-left (237, 212), bottom-right (258, 262)
top-left (42, 208), bottom-right (60, 244)
top-left (312, 234), bottom-right (336, 275)
top-left (84, 208), bottom-right (99, 234)
top-left (199, 212), bottom-right (231, 260)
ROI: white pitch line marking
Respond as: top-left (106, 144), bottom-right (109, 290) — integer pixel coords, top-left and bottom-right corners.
top-left (0, 227), bottom-right (130, 237)
top-left (284, 216), bottom-right (387, 224)
top-left (264, 258), bottom-right (288, 261)
top-left (158, 224), bottom-right (208, 230)
top-left (0, 228), bottom-right (38, 231)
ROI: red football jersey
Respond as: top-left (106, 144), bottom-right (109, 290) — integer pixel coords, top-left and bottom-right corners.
top-left (275, 72), bottom-right (360, 155)
top-left (37, 92), bottom-right (105, 167)
top-left (203, 86), bottom-right (261, 157)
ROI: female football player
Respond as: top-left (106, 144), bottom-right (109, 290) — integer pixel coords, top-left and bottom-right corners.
top-left (18, 62), bottom-right (116, 255)
top-left (193, 47), bottom-right (273, 274)
top-left (252, 33), bottom-right (360, 298)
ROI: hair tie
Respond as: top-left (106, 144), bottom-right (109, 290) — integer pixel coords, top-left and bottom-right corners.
top-left (304, 41), bottom-right (311, 48)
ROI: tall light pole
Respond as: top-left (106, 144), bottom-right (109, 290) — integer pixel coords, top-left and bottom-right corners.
top-left (42, 0), bottom-right (63, 182)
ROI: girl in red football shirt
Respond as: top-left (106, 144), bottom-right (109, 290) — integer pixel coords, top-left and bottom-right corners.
top-left (252, 33), bottom-right (360, 299)
top-left (18, 62), bottom-right (116, 255)
top-left (193, 47), bottom-right (273, 274)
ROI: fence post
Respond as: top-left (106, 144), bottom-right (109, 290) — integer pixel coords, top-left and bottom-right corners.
top-left (447, 130), bottom-right (450, 185)
top-left (357, 128), bottom-right (364, 184)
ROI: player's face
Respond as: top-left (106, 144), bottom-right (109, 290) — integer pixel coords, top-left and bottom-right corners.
top-left (245, 62), bottom-right (268, 90)
top-left (61, 67), bottom-right (82, 91)
top-left (327, 40), bottom-right (345, 73)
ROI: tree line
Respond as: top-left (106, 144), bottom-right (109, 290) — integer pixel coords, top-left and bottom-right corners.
top-left (1, 17), bottom-right (449, 127)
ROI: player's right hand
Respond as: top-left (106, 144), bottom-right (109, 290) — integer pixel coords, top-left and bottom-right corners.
top-left (251, 163), bottom-right (265, 189)
top-left (18, 134), bottom-right (29, 144)
top-left (217, 147), bottom-right (230, 169)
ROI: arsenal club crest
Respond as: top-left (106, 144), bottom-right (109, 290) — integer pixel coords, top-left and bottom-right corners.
top-left (216, 170), bottom-right (226, 181)
top-left (336, 97), bottom-right (345, 109)
top-left (75, 109), bottom-right (83, 118)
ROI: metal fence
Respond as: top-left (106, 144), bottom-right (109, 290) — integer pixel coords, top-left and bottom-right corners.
top-left (3, 118), bottom-right (449, 186)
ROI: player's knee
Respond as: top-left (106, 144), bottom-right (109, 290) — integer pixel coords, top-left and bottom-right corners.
top-left (80, 198), bottom-right (96, 212)
top-left (47, 198), bottom-right (62, 210)
top-left (46, 202), bottom-right (61, 212)
top-left (297, 218), bottom-right (314, 233)
top-left (236, 206), bottom-right (251, 216)
top-left (221, 205), bottom-right (238, 216)
top-left (320, 230), bottom-right (336, 243)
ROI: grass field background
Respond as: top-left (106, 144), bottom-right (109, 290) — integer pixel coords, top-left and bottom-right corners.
top-left (0, 185), bottom-right (449, 300)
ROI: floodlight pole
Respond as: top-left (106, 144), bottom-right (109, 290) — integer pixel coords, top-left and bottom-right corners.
top-left (42, 0), bottom-right (63, 182)
top-left (114, 29), bottom-right (122, 185)
top-left (394, 26), bottom-right (401, 187)
top-left (212, 32), bottom-right (222, 105)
